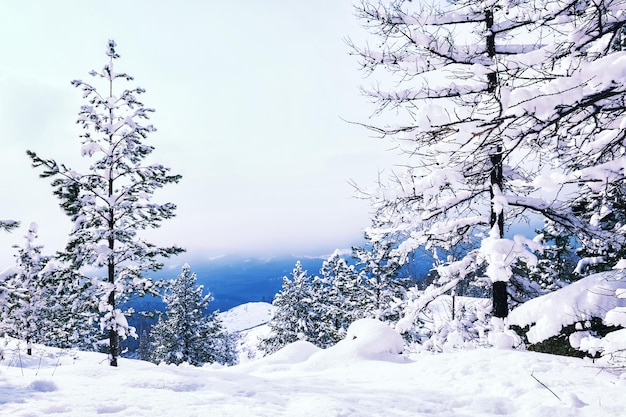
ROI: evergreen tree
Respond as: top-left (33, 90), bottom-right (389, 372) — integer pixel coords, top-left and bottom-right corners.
top-left (0, 218), bottom-right (19, 305)
top-left (260, 261), bottom-right (317, 354)
top-left (150, 264), bottom-right (236, 366)
top-left (353, 231), bottom-right (406, 324)
top-left (27, 40), bottom-right (183, 366)
top-left (0, 224), bottom-right (97, 350)
top-left (571, 181), bottom-right (626, 274)
top-left (138, 329), bottom-right (151, 361)
top-left (313, 251), bottom-right (367, 347)
top-left (0, 223), bottom-right (48, 352)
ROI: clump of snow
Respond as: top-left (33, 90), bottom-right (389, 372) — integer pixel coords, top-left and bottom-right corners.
top-left (489, 317), bottom-right (519, 349)
top-left (613, 259), bottom-right (626, 270)
top-left (304, 319), bottom-right (408, 370)
top-left (236, 340), bottom-right (321, 374)
top-left (345, 318), bottom-right (404, 357)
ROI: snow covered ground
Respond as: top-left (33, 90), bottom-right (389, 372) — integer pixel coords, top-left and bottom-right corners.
top-left (1, 313), bottom-right (626, 417)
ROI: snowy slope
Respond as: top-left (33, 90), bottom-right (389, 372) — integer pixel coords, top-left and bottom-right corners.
top-left (1, 318), bottom-right (626, 416)
top-left (220, 301), bottom-right (275, 333)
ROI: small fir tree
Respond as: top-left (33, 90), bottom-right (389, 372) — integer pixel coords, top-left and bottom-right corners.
top-left (150, 264), bottom-right (236, 366)
top-left (260, 261), bottom-right (318, 354)
top-left (312, 251), bottom-right (367, 347)
top-left (0, 223), bottom-right (97, 351)
top-left (138, 329), bottom-right (151, 361)
top-left (0, 223), bottom-right (48, 352)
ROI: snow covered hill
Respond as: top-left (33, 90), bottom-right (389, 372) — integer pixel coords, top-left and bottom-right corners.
top-left (220, 301), bottom-right (275, 333)
top-left (2, 314), bottom-right (626, 416)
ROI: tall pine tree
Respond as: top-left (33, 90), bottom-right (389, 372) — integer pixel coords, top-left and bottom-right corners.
top-left (28, 40), bottom-right (183, 366)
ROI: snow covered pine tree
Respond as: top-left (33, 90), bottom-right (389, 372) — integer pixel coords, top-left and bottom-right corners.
top-left (260, 261), bottom-right (318, 353)
top-left (27, 40), bottom-right (183, 366)
top-left (150, 264), bottom-right (236, 366)
top-left (0, 223), bottom-right (48, 354)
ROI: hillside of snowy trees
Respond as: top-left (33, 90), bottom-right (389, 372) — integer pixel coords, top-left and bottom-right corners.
top-left (3, 0), bottom-right (626, 383)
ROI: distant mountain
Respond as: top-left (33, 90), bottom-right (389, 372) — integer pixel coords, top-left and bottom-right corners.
top-left (137, 248), bottom-right (434, 315)
top-left (152, 255), bottom-right (328, 312)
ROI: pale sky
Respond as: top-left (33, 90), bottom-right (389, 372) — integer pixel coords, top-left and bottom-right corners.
top-left (0, 1), bottom-right (396, 266)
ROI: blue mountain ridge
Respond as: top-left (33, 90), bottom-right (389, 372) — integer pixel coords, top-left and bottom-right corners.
top-left (131, 251), bottom-right (433, 314)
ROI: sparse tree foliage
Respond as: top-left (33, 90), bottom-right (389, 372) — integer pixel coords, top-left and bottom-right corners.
top-left (27, 40), bottom-right (183, 366)
top-left (0, 220), bottom-right (19, 232)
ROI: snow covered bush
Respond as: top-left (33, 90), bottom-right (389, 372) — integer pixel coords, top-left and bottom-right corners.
top-left (0, 223), bottom-right (98, 351)
top-left (395, 284), bottom-right (492, 352)
top-left (509, 270), bottom-right (626, 360)
top-left (259, 261), bottom-right (318, 354)
top-left (261, 252), bottom-right (372, 353)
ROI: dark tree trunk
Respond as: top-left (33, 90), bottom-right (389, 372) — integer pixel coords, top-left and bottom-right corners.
top-left (109, 260), bottom-right (118, 367)
top-left (486, 8), bottom-right (508, 318)
top-left (492, 281), bottom-right (509, 318)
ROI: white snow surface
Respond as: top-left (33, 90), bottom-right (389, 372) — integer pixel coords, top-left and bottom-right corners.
top-left (2, 309), bottom-right (626, 416)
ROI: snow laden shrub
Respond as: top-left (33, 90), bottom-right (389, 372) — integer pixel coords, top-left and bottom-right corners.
top-left (150, 264), bottom-right (236, 366)
top-left (509, 270), bottom-right (626, 360)
top-left (312, 251), bottom-right (369, 347)
top-left (353, 233), bottom-right (409, 325)
top-left (508, 222), bottom-right (578, 309)
top-left (395, 284), bottom-right (492, 352)
top-left (28, 40), bottom-right (183, 366)
top-left (0, 223), bottom-right (48, 348)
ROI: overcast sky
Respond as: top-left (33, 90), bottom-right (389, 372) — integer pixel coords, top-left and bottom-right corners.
top-left (0, 1), bottom-right (397, 266)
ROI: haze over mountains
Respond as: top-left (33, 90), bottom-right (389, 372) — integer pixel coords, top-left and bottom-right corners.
top-left (149, 250), bottom-right (434, 313)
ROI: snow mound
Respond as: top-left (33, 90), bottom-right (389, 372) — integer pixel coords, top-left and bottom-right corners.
top-left (508, 270), bottom-right (626, 344)
top-left (345, 318), bottom-right (404, 356)
top-left (233, 340), bottom-right (320, 374)
top-left (303, 319), bottom-right (408, 369)
top-left (267, 340), bottom-right (320, 364)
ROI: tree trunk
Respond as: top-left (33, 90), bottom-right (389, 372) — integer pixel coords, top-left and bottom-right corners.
top-left (109, 260), bottom-right (118, 367)
top-left (486, 8), bottom-right (508, 318)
